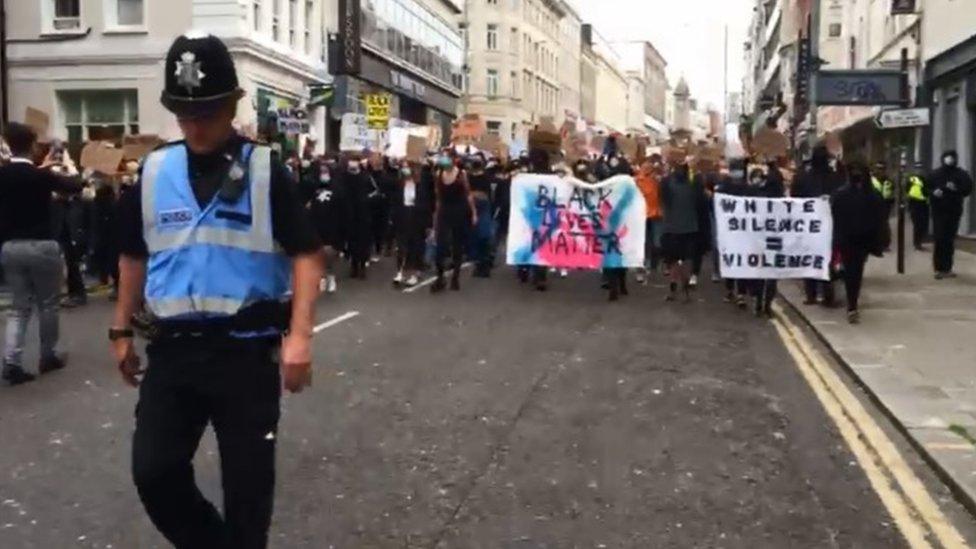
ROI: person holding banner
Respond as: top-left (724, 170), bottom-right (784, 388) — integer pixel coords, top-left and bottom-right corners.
top-left (431, 154), bottom-right (477, 293)
top-left (792, 146), bottom-right (843, 307)
top-left (832, 160), bottom-right (887, 324)
top-left (715, 159), bottom-right (751, 308)
top-left (746, 167), bottom-right (786, 317)
top-left (392, 162), bottom-right (426, 288)
top-left (468, 155), bottom-right (495, 278)
top-left (661, 160), bottom-right (705, 303)
top-left (516, 149), bottom-right (554, 291)
top-left (341, 157), bottom-right (374, 280)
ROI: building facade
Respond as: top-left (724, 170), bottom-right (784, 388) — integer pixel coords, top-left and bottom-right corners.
top-left (7, 0), bottom-right (329, 157)
top-left (557, 3), bottom-right (582, 125)
top-left (615, 40), bottom-right (669, 142)
top-left (459, 0), bottom-right (569, 143)
top-left (327, 0), bottom-right (463, 151)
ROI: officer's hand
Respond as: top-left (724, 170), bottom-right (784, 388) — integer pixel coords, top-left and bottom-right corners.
top-left (933, 188), bottom-right (945, 198)
top-left (947, 182), bottom-right (958, 192)
top-left (471, 213), bottom-right (479, 227)
top-left (111, 339), bottom-right (144, 388)
top-left (281, 334), bottom-right (312, 393)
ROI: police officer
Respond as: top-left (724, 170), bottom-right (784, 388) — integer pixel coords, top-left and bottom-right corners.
top-left (110, 32), bottom-right (324, 549)
top-left (906, 162), bottom-right (930, 250)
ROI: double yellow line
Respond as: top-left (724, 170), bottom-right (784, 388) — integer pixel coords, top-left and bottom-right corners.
top-left (772, 305), bottom-right (969, 549)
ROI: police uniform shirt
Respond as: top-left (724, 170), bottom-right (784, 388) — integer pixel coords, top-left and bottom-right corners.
top-left (117, 134), bottom-right (321, 259)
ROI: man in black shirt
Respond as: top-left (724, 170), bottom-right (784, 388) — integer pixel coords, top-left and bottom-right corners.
top-left (110, 33), bottom-right (323, 549)
top-left (0, 122), bottom-right (83, 385)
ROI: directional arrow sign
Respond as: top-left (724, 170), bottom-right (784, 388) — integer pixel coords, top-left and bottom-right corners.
top-left (875, 108), bottom-right (931, 129)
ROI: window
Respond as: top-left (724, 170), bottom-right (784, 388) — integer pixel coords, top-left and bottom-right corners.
top-left (58, 89), bottom-right (139, 158)
top-left (113, 0), bottom-right (144, 26)
top-left (828, 23), bottom-right (842, 38)
top-left (511, 71), bottom-right (518, 98)
top-left (289, 0), bottom-right (297, 47)
top-left (487, 69), bottom-right (499, 97)
top-left (487, 0), bottom-right (498, 4)
top-left (487, 24), bottom-right (498, 50)
top-left (304, 0), bottom-right (313, 54)
top-left (511, 28), bottom-right (517, 54)
top-left (52, 0), bottom-right (81, 31)
top-left (253, 0), bottom-right (262, 32)
top-left (272, 0), bottom-right (281, 41)
top-left (487, 121), bottom-right (501, 135)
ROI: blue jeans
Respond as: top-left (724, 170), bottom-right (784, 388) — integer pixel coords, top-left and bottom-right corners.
top-left (1, 240), bottom-right (63, 366)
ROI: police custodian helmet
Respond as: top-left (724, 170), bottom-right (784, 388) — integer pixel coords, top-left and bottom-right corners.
top-left (161, 31), bottom-right (244, 118)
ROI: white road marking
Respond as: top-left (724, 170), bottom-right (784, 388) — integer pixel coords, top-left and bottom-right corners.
top-left (313, 311), bottom-right (360, 334)
top-left (772, 304), bottom-right (968, 549)
top-left (402, 263), bottom-right (473, 293)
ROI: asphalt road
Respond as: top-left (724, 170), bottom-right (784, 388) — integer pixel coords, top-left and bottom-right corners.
top-left (0, 258), bottom-right (961, 548)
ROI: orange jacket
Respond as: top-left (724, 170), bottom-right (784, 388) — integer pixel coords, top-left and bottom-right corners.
top-left (636, 171), bottom-right (662, 219)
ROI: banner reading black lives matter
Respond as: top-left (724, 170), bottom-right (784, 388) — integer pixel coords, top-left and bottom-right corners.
top-left (714, 193), bottom-right (833, 281)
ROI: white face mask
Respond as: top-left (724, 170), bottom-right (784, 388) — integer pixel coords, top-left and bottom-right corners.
top-left (347, 163), bottom-right (361, 174)
top-left (730, 170), bottom-right (745, 180)
top-left (320, 173), bottom-right (331, 183)
top-left (609, 158), bottom-right (620, 168)
top-left (943, 156), bottom-right (957, 167)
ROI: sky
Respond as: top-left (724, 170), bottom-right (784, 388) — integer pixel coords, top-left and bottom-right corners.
top-left (573, 0), bottom-right (754, 115)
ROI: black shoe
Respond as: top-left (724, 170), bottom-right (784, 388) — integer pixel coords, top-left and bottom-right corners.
top-left (430, 278), bottom-right (446, 293)
top-left (609, 286), bottom-right (619, 302)
top-left (620, 282), bottom-right (629, 296)
top-left (450, 278), bottom-right (460, 291)
top-left (2, 365), bottom-right (35, 386)
top-left (39, 355), bottom-right (66, 375)
top-left (517, 269), bottom-right (529, 283)
top-left (535, 281), bottom-right (548, 292)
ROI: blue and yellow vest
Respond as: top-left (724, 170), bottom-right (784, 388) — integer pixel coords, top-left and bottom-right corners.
top-left (140, 143), bottom-right (290, 322)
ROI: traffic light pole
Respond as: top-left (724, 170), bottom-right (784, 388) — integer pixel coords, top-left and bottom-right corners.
top-left (807, 0), bottom-right (821, 150)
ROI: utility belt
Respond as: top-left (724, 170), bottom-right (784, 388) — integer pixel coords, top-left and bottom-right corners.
top-left (133, 300), bottom-right (291, 341)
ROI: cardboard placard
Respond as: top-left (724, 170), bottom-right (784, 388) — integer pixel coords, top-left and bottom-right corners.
top-left (537, 116), bottom-right (558, 134)
top-left (25, 107), bottom-right (50, 137)
top-left (81, 142), bottom-right (125, 175)
top-left (528, 130), bottom-right (562, 155)
top-left (618, 136), bottom-right (639, 161)
top-left (406, 135), bottom-right (427, 162)
top-left (451, 114), bottom-right (485, 144)
top-left (365, 93), bottom-right (391, 130)
top-left (751, 127), bottom-right (790, 159)
top-left (477, 134), bottom-right (503, 157)
top-left (663, 145), bottom-right (689, 167)
top-left (122, 134), bottom-right (165, 161)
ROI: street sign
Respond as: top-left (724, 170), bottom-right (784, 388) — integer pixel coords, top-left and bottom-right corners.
top-left (891, 0), bottom-right (916, 15)
top-left (815, 70), bottom-right (908, 106)
top-left (875, 108), bottom-right (931, 129)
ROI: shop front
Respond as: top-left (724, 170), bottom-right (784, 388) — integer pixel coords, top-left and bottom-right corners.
top-left (328, 49), bottom-right (459, 152)
top-left (922, 35), bottom-right (976, 234)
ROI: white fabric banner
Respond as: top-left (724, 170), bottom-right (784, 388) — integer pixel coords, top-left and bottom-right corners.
top-left (714, 193), bottom-right (833, 281)
top-left (507, 174), bottom-right (646, 270)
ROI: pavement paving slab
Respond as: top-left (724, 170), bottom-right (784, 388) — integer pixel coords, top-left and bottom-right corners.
top-left (780, 239), bottom-right (976, 516)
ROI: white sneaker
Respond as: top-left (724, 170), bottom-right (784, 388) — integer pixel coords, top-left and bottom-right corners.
top-left (549, 267), bottom-right (558, 273)
top-left (635, 271), bottom-right (646, 284)
top-left (689, 275), bottom-right (699, 288)
top-left (559, 269), bottom-right (568, 278)
top-left (325, 275), bottom-right (337, 294)
top-left (393, 271), bottom-right (404, 284)
top-left (370, 256), bottom-right (381, 264)
top-left (405, 274), bottom-right (419, 286)
top-left (318, 278), bottom-right (328, 292)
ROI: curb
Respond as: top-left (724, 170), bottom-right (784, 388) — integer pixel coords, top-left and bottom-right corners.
top-left (777, 292), bottom-right (976, 519)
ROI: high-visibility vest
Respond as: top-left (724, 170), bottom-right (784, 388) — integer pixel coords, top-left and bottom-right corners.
top-left (141, 143), bottom-right (290, 322)
top-left (872, 176), bottom-right (894, 200)
top-left (907, 176), bottom-right (927, 202)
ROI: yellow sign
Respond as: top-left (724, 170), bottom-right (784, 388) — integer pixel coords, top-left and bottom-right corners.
top-left (365, 94), bottom-right (391, 130)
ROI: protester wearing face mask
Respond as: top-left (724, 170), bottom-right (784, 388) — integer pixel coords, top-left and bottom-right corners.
top-left (660, 160), bottom-right (705, 302)
top-left (309, 163), bottom-right (348, 294)
top-left (468, 155), bottom-right (494, 278)
top-left (715, 158), bottom-right (750, 306)
top-left (340, 156), bottom-right (373, 279)
top-left (926, 150), bottom-right (974, 279)
top-left (635, 156), bottom-right (663, 284)
top-left (431, 154), bottom-right (477, 293)
top-left (832, 159), bottom-right (887, 324)
top-left (392, 163), bottom-right (425, 287)
top-left (792, 145), bottom-right (844, 307)
top-left (744, 167), bottom-right (785, 318)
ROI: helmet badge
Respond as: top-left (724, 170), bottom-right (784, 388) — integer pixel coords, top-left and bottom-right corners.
top-left (174, 51), bottom-right (206, 95)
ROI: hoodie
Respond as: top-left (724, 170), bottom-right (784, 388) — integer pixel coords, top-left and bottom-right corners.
top-left (926, 150), bottom-right (974, 211)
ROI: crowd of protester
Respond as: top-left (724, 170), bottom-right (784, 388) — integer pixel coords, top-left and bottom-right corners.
top-left (1, 122), bottom-right (972, 385)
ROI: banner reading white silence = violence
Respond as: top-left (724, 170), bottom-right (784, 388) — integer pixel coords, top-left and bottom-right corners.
top-left (714, 193), bottom-right (833, 281)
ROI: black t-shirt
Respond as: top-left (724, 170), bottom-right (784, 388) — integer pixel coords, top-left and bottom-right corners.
top-left (117, 138), bottom-right (321, 258)
top-left (0, 161), bottom-right (84, 241)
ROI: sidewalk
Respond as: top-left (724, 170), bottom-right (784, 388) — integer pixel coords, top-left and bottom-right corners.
top-left (780, 238), bottom-right (976, 513)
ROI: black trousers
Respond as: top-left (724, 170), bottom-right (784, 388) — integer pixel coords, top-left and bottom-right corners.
top-left (840, 248), bottom-right (869, 312)
top-left (133, 338), bottom-right (281, 549)
top-left (908, 200), bottom-right (930, 248)
top-left (803, 279), bottom-right (835, 304)
top-left (436, 213), bottom-right (468, 280)
top-left (60, 237), bottom-right (85, 297)
top-left (932, 203), bottom-right (963, 273)
top-left (751, 279), bottom-right (777, 312)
